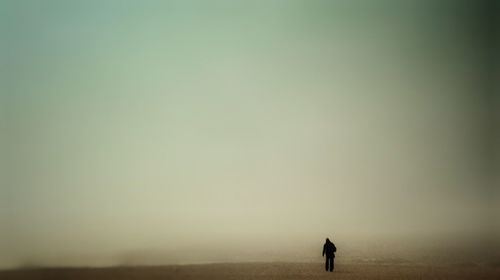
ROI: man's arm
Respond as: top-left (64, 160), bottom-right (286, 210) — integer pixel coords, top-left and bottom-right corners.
top-left (322, 244), bottom-right (325, 256)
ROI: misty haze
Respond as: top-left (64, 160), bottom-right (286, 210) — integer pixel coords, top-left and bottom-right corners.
top-left (1, 0), bottom-right (499, 279)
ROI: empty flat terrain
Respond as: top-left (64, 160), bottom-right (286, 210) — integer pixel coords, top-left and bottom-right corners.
top-left (1, 263), bottom-right (499, 280)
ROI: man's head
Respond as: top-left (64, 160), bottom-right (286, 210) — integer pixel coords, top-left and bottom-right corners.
top-left (326, 238), bottom-right (330, 243)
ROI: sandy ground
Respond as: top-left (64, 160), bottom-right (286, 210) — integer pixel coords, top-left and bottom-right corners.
top-left (1, 262), bottom-right (499, 280)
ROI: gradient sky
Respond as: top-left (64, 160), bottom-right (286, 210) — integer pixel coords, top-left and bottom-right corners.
top-left (1, 0), bottom-right (498, 268)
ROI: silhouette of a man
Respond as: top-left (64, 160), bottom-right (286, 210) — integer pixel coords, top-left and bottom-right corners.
top-left (322, 238), bottom-right (336, 272)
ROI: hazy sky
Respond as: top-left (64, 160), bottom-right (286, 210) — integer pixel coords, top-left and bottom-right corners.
top-left (1, 0), bottom-right (498, 268)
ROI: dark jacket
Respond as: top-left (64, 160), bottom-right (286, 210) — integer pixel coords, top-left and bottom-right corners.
top-left (323, 241), bottom-right (337, 257)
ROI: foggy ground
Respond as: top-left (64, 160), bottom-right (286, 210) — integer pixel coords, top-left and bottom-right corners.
top-left (1, 262), bottom-right (499, 280)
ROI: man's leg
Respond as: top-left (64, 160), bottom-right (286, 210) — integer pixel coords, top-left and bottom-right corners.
top-left (329, 257), bottom-right (334, 271)
top-left (325, 258), bottom-right (329, 271)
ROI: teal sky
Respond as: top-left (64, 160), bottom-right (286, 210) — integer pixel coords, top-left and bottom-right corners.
top-left (1, 0), bottom-right (497, 268)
